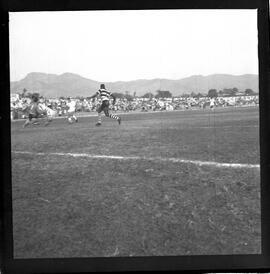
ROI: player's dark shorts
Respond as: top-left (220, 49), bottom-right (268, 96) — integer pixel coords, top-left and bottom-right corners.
top-left (28, 104), bottom-right (43, 120)
top-left (97, 100), bottom-right (110, 116)
top-left (28, 112), bottom-right (44, 120)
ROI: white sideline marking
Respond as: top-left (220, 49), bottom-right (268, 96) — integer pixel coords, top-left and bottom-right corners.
top-left (192, 125), bottom-right (259, 129)
top-left (12, 151), bottom-right (260, 169)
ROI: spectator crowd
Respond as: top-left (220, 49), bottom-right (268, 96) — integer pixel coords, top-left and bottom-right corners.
top-left (10, 93), bottom-right (259, 120)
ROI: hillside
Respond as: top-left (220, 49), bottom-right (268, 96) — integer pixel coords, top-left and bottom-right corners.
top-left (10, 72), bottom-right (258, 98)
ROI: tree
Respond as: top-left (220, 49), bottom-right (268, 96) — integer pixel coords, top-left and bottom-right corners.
top-left (192, 92), bottom-right (204, 98)
top-left (190, 92), bottom-right (197, 98)
top-left (112, 92), bottom-right (125, 99)
top-left (124, 94), bottom-right (133, 101)
top-left (155, 90), bottom-right (172, 98)
top-left (232, 87), bottom-right (239, 94)
top-left (221, 88), bottom-right (240, 97)
top-left (208, 89), bottom-right (218, 98)
top-left (197, 92), bottom-right (204, 98)
top-left (244, 88), bottom-right (255, 95)
top-left (222, 88), bottom-right (232, 96)
top-left (181, 93), bottom-right (190, 98)
top-left (141, 92), bottom-right (154, 99)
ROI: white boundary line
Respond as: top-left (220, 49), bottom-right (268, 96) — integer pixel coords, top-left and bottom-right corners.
top-left (174, 125), bottom-right (259, 129)
top-left (186, 125), bottom-right (259, 129)
top-left (12, 151), bottom-right (260, 169)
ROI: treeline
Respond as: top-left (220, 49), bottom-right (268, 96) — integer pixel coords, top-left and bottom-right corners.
top-left (19, 88), bottom-right (43, 99)
top-left (141, 88), bottom-right (257, 99)
top-left (112, 88), bottom-right (257, 99)
top-left (18, 87), bottom-right (257, 101)
top-left (208, 88), bottom-right (257, 98)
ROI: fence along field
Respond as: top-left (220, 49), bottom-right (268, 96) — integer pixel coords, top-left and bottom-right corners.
top-left (11, 106), bottom-right (261, 258)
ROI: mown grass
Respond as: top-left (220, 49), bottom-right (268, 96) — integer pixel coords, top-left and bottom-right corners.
top-left (11, 107), bottom-right (261, 258)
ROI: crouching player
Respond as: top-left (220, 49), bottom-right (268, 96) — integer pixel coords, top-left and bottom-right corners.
top-left (38, 103), bottom-right (56, 126)
top-left (66, 97), bottom-right (78, 124)
top-left (89, 84), bottom-right (121, 126)
top-left (22, 94), bottom-right (46, 128)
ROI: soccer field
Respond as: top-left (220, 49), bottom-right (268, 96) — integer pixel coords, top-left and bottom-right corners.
top-left (11, 107), bottom-right (261, 258)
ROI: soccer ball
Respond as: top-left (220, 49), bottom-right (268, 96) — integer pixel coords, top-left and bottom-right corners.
top-left (68, 117), bottom-right (74, 124)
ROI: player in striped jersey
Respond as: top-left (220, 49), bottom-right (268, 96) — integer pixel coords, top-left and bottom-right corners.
top-left (90, 84), bottom-right (121, 126)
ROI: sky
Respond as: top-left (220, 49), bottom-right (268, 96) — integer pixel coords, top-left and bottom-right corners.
top-left (9, 9), bottom-right (258, 82)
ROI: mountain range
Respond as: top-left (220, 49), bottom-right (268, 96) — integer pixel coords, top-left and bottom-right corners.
top-left (10, 72), bottom-right (258, 98)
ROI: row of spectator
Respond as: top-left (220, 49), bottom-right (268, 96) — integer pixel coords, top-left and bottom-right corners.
top-left (10, 95), bottom-right (259, 120)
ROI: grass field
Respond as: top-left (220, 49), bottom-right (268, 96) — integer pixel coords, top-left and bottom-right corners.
top-left (11, 106), bottom-right (261, 258)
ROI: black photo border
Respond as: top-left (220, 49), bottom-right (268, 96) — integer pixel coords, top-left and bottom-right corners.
top-left (1, 0), bottom-right (270, 273)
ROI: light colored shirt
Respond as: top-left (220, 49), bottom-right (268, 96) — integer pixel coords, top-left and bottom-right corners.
top-left (66, 101), bottom-right (76, 112)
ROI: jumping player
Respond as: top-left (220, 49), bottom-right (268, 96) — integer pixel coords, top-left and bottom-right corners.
top-left (22, 94), bottom-right (46, 128)
top-left (90, 84), bottom-right (121, 126)
top-left (66, 97), bottom-right (78, 123)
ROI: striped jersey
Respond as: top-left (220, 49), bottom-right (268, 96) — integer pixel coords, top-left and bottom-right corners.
top-left (97, 88), bottom-right (112, 101)
top-left (29, 102), bottom-right (42, 115)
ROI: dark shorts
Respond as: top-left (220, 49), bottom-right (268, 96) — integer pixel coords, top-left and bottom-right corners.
top-left (97, 100), bottom-right (110, 115)
top-left (28, 112), bottom-right (43, 120)
top-left (28, 104), bottom-right (42, 120)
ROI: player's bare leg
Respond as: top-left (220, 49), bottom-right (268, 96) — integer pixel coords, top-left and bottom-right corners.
top-left (23, 114), bottom-right (38, 128)
top-left (44, 117), bottom-right (53, 126)
top-left (96, 112), bottom-right (102, 126)
top-left (22, 119), bottom-right (31, 128)
top-left (72, 114), bottom-right (78, 122)
top-left (67, 113), bottom-right (72, 124)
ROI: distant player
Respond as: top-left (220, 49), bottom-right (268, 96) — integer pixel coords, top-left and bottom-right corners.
top-left (66, 97), bottom-right (78, 123)
top-left (209, 97), bottom-right (215, 110)
top-left (89, 84), bottom-right (121, 126)
top-left (22, 94), bottom-right (46, 128)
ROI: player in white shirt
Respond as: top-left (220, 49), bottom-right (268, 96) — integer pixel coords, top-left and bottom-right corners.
top-left (66, 98), bottom-right (78, 123)
top-left (38, 102), bottom-right (56, 126)
top-left (209, 97), bottom-right (215, 110)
